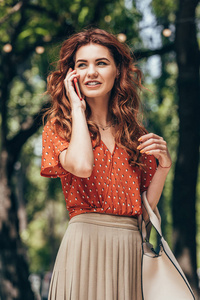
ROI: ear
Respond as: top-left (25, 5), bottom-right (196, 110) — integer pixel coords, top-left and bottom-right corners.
top-left (116, 66), bottom-right (120, 77)
top-left (116, 69), bottom-right (120, 79)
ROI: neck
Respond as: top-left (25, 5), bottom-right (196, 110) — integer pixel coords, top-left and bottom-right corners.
top-left (87, 95), bottom-right (112, 126)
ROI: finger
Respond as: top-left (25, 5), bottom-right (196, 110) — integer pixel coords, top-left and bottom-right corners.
top-left (138, 133), bottom-right (163, 142)
top-left (64, 70), bottom-right (78, 83)
top-left (64, 68), bottom-right (74, 82)
top-left (65, 75), bottom-right (80, 86)
top-left (65, 67), bottom-right (74, 77)
top-left (139, 144), bottom-right (167, 154)
top-left (137, 138), bottom-right (166, 151)
top-left (64, 72), bottom-right (80, 95)
top-left (67, 67), bottom-right (73, 73)
top-left (144, 150), bottom-right (167, 159)
top-left (147, 150), bottom-right (171, 166)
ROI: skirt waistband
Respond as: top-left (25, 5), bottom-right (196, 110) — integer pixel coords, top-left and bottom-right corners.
top-left (69, 212), bottom-right (139, 231)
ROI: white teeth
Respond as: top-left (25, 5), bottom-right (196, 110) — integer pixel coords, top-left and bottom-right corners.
top-left (87, 82), bottom-right (100, 86)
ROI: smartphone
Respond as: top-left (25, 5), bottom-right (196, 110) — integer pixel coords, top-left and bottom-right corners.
top-left (73, 77), bottom-right (82, 101)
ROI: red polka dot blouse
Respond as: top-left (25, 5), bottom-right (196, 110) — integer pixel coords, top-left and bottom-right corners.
top-left (40, 119), bottom-right (157, 219)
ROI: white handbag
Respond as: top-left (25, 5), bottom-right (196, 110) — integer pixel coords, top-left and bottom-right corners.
top-left (139, 191), bottom-right (195, 300)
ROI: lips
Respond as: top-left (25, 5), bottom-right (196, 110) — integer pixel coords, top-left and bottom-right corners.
top-left (85, 81), bottom-right (101, 86)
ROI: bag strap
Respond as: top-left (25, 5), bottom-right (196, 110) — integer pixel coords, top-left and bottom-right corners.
top-left (142, 191), bottom-right (162, 237)
top-left (141, 193), bottom-right (196, 299)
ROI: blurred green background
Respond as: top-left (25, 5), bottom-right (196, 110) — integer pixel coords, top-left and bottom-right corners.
top-left (0, 0), bottom-right (200, 299)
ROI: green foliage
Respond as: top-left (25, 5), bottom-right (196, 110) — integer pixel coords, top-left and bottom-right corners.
top-left (151, 0), bottom-right (177, 23)
top-left (22, 200), bottom-right (69, 273)
top-left (20, 133), bottom-right (68, 272)
top-left (8, 66), bottom-right (48, 139)
top-left (140, 51), bottom-right (179, 246)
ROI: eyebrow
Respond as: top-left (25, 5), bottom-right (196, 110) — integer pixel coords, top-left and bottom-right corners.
top-left (75, 58), bottom-right (110, 64)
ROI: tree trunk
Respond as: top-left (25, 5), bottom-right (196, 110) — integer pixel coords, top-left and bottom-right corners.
top-left (0, 149), bottom-right (34, 300)
top-left (0, 48), bottom-right (34, 300)
top-left (173, 0), bottom-right (200, 295)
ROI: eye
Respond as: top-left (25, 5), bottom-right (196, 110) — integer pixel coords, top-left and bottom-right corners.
top-left (97, 61), bottom-right (107, 66)
top-left (77, 63), bottom-right (87, 68)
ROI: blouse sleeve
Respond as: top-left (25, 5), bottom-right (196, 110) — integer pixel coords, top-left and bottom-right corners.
top-left (40, 119), bottom-right (69, 178)
top-left (140, 154), bottom-right (157, 193)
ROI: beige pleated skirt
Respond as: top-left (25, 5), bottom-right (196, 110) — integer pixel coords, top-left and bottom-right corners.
top-left (48, 213), bottom-right (143, 300)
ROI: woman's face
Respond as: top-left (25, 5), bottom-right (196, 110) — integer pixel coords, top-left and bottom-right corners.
top-left (74, 43), bottom-right (118, 101)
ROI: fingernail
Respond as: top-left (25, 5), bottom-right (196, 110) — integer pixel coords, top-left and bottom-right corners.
top-left (137, 145), bottom-right (141, 150)
top-left (138, 137), bottom-right (142, 141)
top-left (140, 149), bottom-right (144, 153)
top-left (146, 151), bottom-right (150, 154)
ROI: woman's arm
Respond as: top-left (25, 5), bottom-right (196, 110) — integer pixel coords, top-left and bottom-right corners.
top-left (59, 69), bottom-right (94, 178)
top-left (138, 133), bottom-right (172, 220)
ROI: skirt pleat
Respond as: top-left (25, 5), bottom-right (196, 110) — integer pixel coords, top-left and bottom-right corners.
top-left (48, 213), bottom-right (143, 300)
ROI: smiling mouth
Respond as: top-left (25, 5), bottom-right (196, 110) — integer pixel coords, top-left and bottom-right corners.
top-left (85, 81), bottom-right (101, 86)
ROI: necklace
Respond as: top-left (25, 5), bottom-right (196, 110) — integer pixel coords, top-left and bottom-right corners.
top-left (96, 123), bottom-right (114, 131)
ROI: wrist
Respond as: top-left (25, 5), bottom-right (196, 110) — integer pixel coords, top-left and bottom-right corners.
top-left (71, 105), bottom-right (85, 115)
top-left (158, 161), bottom-right (172, 170)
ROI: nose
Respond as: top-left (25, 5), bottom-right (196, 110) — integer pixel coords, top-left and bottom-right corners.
top-left (87, 64), bottom-right (98, 78)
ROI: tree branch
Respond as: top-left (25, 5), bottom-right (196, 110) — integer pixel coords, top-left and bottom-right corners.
top-left (0, 2), bottom-right (23, 26)
top-left (12, 24), bottom-right (74, 65)
top-left (25, 3), bottom-right (61, 21)
top-left (134, 42), bottom-right (175, 60)
top-left (7, 101), bottom-right (51, 162)
top-left (0, 1), bottom-right (64, 25)
top-left (89, 0), bottom-right (106, 25)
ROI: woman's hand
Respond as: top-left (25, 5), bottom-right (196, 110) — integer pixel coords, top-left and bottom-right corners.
top-left (64, 68), bottom-right (86, 111)
top-left (138, 133), bottom-right (172, 169)
top-left (60, 68), bottom-right (94, 177)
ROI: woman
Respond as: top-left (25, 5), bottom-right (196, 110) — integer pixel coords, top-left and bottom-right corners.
top-left (41, 28), bottom-right (171, 300)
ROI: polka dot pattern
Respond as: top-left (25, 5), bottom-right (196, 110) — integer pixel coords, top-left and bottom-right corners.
top-left (41, 119), bottom-right (157, 219)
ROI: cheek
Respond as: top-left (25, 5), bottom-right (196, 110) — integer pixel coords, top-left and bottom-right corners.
top-left (107, 68), bottom-right (117, 80)
top-left (76, 72), bottom-right (85, 84)
top-left (108, 71), bottom-right (117, 85)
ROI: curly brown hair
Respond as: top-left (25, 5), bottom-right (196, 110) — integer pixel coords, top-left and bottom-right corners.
top-left (44, 28), bottom-right (148, 167)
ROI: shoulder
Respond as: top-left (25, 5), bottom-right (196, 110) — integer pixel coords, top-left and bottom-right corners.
top-left (43, 117), bottom-right (64, 137)
top-left (43, 117), bottom-right (56, 130)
